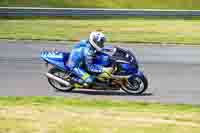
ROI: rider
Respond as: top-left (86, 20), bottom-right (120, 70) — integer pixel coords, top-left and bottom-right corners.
top-left (66, 31), bottom-right (113, 87)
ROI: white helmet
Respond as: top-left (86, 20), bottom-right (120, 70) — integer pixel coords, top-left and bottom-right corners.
top-left (89, 32), bottom-right (106, 51)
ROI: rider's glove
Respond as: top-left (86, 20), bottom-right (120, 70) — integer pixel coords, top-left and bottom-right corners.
top-left (102, 67), bottom-right (113, 75)
top-left (97, 67), bottom-right (114, 80)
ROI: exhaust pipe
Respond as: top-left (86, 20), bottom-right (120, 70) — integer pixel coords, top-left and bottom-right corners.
top-left (45, 73), bottom-right (70, 86)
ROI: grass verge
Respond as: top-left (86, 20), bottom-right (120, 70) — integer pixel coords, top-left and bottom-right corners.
top-left (1, 18), bottom-right (200, 45)
top-left (0, 96), bottom-right (200, 133)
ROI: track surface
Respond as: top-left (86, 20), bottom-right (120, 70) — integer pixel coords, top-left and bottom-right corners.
top-left (1, 40), bottom-right (200, 105)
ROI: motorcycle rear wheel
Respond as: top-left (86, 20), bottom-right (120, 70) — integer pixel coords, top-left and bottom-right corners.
top-left (122, 75), bottom-right (148, 95)
top-left (47, 67), bottom-right (74, 92)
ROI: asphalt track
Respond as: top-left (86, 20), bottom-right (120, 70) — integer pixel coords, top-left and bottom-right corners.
top-left (1, 40), bottom-right (200, 105)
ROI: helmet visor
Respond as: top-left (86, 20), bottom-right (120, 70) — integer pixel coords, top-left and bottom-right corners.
top-left (97, 37), bottom-right (106, 48)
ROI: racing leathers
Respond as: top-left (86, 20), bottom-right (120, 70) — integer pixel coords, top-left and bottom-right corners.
top-left (66, 40), bottom-right (105, 85)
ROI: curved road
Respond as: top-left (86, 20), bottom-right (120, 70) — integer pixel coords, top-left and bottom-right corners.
top-left (1, 40), bottom-right (200, 105)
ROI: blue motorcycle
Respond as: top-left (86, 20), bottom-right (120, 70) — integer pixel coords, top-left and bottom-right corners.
top-left (40, 46), bottom-right (148, 95)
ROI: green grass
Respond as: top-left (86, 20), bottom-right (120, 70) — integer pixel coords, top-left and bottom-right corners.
top-left (0, 97), bottom-right (200, 133)
top-left (1, 0), bottom-right (200, 10)
top-left (1, 18), bottom-right (200, 44)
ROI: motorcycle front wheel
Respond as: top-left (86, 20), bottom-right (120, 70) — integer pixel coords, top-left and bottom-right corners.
top-left (122, 75), bottom-right (148, 95)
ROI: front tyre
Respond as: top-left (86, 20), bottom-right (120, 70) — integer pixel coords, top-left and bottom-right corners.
top-left (47, 67), bottom-right (74, 92)
top-left (122, 75), bottom-right (148, 95)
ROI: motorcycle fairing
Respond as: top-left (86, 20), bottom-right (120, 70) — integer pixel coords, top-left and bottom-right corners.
top-left (40, 51), bottom-right (69, 70)
top-left (40, 46), bottom-right (140, 76)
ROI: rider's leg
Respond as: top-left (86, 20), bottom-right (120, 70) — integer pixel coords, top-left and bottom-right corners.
top-left (70, 76), bottom-right (84, 84)
top-left (72, 67), bottom-right (94, 85)
top-left (66, 53), bottom-right (94, 85)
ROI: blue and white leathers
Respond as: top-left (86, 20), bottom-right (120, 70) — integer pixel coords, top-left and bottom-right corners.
top-left (66, 40), bottom-right (104, 84)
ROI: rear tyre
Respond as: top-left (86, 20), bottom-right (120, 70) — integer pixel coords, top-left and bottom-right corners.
top-left (47, 67), bottom-right (74, 92)
top-left (122, 75), bottom-right (148, 95)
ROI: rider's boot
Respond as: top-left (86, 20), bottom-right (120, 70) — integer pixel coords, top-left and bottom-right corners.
top-left (83, 76), bottom-right (95, 88)
top-left (70, 76), bottom-right (84, 88)
top-left (70, 76), bottom-right (94, 88)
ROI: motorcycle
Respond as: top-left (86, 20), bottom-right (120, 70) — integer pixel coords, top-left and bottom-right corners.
top-left (40, 45), bottom-right (148, 95)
